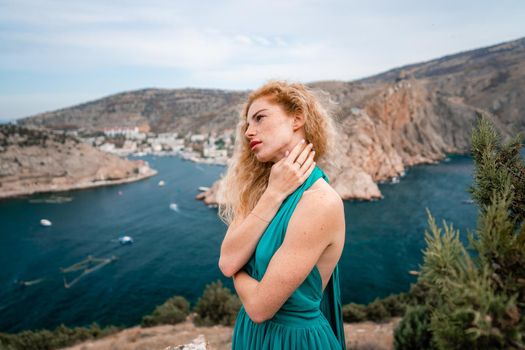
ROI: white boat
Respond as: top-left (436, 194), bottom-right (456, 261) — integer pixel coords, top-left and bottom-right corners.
top-left (29, 196), bottom-right (73, 204)
top-left (198, 186), bottom-right (210, 191)
top-left (118, 236), bottom-right (134, 245)
top-left (158, 180), bottom-right (165, 187)
top-left (169, 203), bottom-right (180, 212)
top-left (40, 219), bottom-right (52, 226)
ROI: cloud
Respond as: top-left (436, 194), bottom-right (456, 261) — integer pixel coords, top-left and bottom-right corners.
top-left (1, 0), bottom-right (524, 118)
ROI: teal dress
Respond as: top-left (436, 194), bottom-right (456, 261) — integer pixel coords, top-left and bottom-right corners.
top-left (232, 165), bottom-right (346, 349)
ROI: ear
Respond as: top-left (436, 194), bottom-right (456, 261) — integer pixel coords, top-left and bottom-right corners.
top-left (292, 113), bottom-right (306, 131)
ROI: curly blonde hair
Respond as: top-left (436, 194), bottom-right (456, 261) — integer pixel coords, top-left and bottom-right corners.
top-left (217, 80), bottom-right (342, 225)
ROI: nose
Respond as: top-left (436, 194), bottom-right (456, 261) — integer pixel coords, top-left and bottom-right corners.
top-left (244, 122), bottom-right (256, 139)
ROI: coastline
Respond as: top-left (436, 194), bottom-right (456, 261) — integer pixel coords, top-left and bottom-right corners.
top-left (0, 168), bottom-right (158, 201)
top-left (0, 147), bottom-right (226, 202)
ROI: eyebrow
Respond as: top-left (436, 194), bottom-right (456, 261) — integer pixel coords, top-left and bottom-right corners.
top-left (247, 108), bottom-right (268, 123)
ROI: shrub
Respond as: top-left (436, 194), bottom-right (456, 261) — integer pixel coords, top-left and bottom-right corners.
top-left (193, 280), bottom-right (241, 326)
top-left (394, 305), bottom-right (435, 350)
top-left (342, 303), bottom-right (367, 322)
top-left (342, 293), bottom-right (410, 323)
top-left (0, 322), bottom-right (120, 350)
top-left (395, 115), bottom-right (525, 349)
top-left (378, 293), bottom-right (409, 317)
top-left (365, 299), bottom-right (390, 322)
top-left (141, 295), bottom-right (190, 327)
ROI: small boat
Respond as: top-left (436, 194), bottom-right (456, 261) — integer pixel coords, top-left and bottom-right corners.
top-left (462, 199), bottom-right (474, 204)
top-left (408, 270), bottom-right (420, 276)
top-left (198, 186), bottom-right (210, 191)
top-left (169, 203), bottom-right (180, 212)
top-left (118, 236), bottom-right (134, 245)
top-left (15, 277), bottom-right (45, 287)
top-left (158, 180), bottom-right (165, 187)
top-left (40, 219), bottom-right (52, 226)
top-left (29, 196), bottom-right (73, 204)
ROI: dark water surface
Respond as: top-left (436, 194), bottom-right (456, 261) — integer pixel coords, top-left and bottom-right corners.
top-left (1, 150), bottom-right (522, 332)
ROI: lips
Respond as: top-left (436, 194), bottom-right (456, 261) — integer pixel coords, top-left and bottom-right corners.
top-left (250, 140), bottom-right (262, 149)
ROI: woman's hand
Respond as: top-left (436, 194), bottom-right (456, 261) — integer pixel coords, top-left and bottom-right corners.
top-left (266, 139), bottom-right (316, 200)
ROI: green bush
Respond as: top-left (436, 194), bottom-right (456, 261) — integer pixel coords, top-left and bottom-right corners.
top-left (395, 115), bottom-right (525, 349)
top-left (365, 299), bottom-right (390, 322)
top-left (342, 303), bottom-right (367, 322)
top-left (141, 295), bottom-right (190, 327)
top-left (378, 293), bottom-right (409, 317)
top-left (0, 322), bottom-right (120, 350)
top-left (193, 279), bottom-right (241, 326)
top-left (342, 292), bottom-right (411, 323)
top-left (394, 305), bottom-right (435, 350)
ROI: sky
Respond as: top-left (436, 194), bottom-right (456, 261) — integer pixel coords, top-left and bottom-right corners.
top-left (0, 0), bottom-right (524, 121)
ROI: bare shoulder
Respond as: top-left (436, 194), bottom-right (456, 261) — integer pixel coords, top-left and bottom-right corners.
top-left (302, 178), bottom-right (343, 208)
top-left (289, 178), bottom-right (344, 238)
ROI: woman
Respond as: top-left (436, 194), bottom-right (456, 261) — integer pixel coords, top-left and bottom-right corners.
top-left (218, 80), bottom-right (346, 349)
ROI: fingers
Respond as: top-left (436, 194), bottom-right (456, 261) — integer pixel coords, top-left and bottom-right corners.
top-left (284, 139), bottom-right (307, 165)
top-left (300, 159), bottom-right (316, 182)
top-left (299, 147), bottom-right (315, 173)
top-left (295, 142), bottom-right (313, 167)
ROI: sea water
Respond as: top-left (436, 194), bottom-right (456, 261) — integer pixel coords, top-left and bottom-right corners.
top-left (0, 150), bottom-right (523, 332)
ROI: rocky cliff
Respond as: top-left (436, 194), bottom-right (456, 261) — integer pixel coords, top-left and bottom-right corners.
top-left (18, 37), bottom-right (525, 201)
top-left (0, 125), bottom-right (157, 199)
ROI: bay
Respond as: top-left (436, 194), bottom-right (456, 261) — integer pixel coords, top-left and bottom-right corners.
top-left (0, 149), bottom-right (523, 333)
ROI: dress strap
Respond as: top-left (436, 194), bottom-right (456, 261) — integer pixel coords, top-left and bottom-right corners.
top-left (320, 264), bottom-right (347, 349)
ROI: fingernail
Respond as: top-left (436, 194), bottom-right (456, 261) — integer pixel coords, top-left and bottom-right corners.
top-left (301, 139), bottom-right (305, 143)
top-left (285, 150), bottom-right (289, 156)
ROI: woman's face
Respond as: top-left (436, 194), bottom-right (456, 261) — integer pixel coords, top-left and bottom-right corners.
top-left (245, 96), bottom-right (304, 163)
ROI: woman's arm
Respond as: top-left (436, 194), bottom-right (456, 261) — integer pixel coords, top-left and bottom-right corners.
top-left (220, 140), bottom-right (315, 277)
top-left (219, 188), bottom-right (286, 277)
top-left (233, 191), bottom-right (344, 323)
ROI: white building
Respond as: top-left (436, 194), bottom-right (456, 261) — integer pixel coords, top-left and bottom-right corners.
top-left (190, 134), bottom-right (206, 142)
top-left (103, 127), bottom-right (143, 139)
top-left (99, 142), bottom-right (116, 152)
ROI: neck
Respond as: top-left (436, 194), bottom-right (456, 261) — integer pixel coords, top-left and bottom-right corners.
top-left (270, 135), bottom-right (307, 164)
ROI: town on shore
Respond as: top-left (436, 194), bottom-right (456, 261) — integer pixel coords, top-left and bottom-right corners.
top-left (72, 125), bottom-right (232, 165)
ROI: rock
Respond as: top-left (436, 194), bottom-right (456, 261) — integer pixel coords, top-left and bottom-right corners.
top-left (0, 125), bottom-right (158, 199)
top-left (166, 334), bottom-right (208, 350)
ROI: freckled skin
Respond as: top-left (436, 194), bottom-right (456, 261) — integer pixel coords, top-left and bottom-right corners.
top-left (244, 97), bottom-right (345, 298)
top-left (245, 96), bottom-right (305, 164)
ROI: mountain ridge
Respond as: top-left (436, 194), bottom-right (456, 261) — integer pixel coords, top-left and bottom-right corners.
top-left (17, 36), bottom-right (525, 201)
